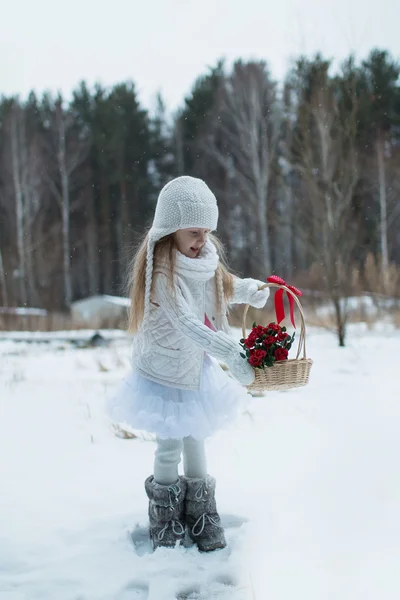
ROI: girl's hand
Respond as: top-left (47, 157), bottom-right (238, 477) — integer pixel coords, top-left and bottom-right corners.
top-left (247, 280), bottom-right (270, 309)
top-left (226, 350), bottom-right (255, 386)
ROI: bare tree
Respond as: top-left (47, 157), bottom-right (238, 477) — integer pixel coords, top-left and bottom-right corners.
top-left (361, 143), bottom-right (400, 293)
top-left (276, 81), bottom-right (298, 278)
top-left (43, 97), bottom-right (89, 310)
top-left (389, 160), bottom-right (400, 265)
top-left (1, 100), bottom-right (48, 308)
top-left (0, 247), bottom-right (8, 306)
top-left (57, 101), bottom-right (73, 309)
top-left (0, 120), bottom-right (14, 306)
top-left (19, 117), bottom-right (44, 307)
top-left (362, 50), bottom-right (400, 293)
top-left (293, 58), bottom-right (361, 346)
top-left (376, 131), bottom-right (389, 289)
top-left (206, 61), bottom-right (280, 276)
top-left (9, 102), bottom-right (28, 306)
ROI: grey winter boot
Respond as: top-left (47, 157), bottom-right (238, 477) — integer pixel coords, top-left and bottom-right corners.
top-left (185, 475), bottom-right (226, 552)
top-left (145, 475), bottom-right (187, 550)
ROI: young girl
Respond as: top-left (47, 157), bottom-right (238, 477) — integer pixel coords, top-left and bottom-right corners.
top-left (108, 176), bottom-right (269, 552)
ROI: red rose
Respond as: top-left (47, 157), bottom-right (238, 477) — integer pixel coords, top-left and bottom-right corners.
top-left (274, 347), bottom-right (289, 361)
top-left (267, 323), bottom-right (281, 334)
top-left (244, 331), bottom-right (257, 348)
top-left (277, 332), bottom-right (290, 342)
top-left (263, 335), bottom-right (276, 347)
top-left (254, 325), bottom-right (266, 338)
top-left (249, 349), bottom-right (266, 367)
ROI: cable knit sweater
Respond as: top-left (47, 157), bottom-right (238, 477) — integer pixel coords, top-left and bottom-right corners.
top-left (131, 243), bottom-right (269, 390)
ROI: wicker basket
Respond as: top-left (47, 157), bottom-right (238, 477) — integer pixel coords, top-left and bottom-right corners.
top-left (242, 282), bottom-right (313, 392)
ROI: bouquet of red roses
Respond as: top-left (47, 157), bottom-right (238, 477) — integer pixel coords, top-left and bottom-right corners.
top-left (239, 322), bottom-right (295, 369)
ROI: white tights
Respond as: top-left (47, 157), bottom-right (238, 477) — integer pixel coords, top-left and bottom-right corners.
top-left (154, 436), bottom-right (207, 485)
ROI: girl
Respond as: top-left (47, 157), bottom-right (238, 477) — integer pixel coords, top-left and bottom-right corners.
top-left (108, 176), bottom-right (269, 552)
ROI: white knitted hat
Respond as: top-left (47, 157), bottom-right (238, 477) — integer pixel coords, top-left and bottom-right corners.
top-left (143, 176), bottom-right (219, 322)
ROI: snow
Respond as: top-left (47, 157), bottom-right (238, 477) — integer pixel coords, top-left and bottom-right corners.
top-left (0, 307), bottom-right (48, 316)
top-left (102, 295), bottom-right (131, 307)
top-left (70, 296), bottom-right (130, 327)
top-left (0, 329), bottom-right (127, 342)
top-left (1, 325), bottom-right (399, 600)
top-left (71, 295), bottom-right (131, 308)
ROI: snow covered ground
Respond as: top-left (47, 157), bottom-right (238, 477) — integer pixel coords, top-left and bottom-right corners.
top-left (1, 324), bottom-right (399, 600)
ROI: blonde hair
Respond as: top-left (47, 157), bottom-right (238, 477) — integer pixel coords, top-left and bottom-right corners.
top-left (127, 231), bottom-right (234, 333)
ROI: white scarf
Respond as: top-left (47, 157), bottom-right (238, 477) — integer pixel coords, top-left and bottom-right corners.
top-left (157, 240), bottom-right (219, 281)
top-left (153, 239), bottom-right (231, 333)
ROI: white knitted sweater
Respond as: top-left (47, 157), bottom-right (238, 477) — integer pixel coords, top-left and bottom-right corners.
top-left (131, 243), bottom-right (269, 390)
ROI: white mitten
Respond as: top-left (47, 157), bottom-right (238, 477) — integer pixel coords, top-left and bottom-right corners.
top-left (225, 350), bottom-right (255, 386)
top-left (247, 280), bottom-right (270, 309)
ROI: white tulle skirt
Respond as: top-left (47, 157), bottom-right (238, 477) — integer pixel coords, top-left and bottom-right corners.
top-left (106, 353), bottom-right (250, 440)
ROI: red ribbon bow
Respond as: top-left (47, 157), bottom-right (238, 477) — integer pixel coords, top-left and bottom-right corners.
top-left (267, 275), bottom-right (303, 328)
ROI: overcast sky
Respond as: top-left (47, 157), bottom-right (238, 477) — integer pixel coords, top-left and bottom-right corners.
top-left (2, 0), bottom-right (399, 112)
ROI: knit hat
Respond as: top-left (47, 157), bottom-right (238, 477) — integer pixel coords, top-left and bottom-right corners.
top-left (143, 176), bottom-right (219, 322)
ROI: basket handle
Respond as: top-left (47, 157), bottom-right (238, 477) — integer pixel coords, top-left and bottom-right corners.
top-left (241, 282), bottom-right (308, 360)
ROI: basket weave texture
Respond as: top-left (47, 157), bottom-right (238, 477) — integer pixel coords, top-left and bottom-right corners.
top-left (242, 283), bottom-right (313, 392)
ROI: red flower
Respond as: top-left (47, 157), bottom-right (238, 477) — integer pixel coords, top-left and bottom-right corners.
top-left (244, 331), bottom-right (257, 348)
top-left (277, 332), bottom-right (290, 342)
top-left (263, 335), bottom-right (276, 347)
top-left (274, 347), bottom-right (289, 361)
top-left (249, 349), bottom-right (266, 367)
top-left (254, 325), bottom-right (266, 338)
top-left (267, 323), bottom-right (281, 334)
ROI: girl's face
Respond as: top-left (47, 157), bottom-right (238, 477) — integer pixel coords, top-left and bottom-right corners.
top-left (174, 228), bottom-right (210, 258)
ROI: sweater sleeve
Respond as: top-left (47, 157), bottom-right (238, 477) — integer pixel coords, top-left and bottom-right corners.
top-left (230, 277), bottom-right (268, 305)
top-left (153, 274), bottom-right (238, 360)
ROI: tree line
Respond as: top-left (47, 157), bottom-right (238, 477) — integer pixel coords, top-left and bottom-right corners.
top-left (0, 48), bottom-right (399, 343)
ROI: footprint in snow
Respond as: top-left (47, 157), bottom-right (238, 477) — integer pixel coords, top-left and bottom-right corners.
top-left (117, 579), bottom-right (149, 600)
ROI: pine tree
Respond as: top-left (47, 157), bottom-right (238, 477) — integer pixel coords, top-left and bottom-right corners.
top-left (360, 49), bottom-right (400, 290)
top-left (149, 93), bottom-right (176, 194)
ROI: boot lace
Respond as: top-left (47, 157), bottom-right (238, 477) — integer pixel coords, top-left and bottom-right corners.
top-left (155, 482), bottom-right (184, 541)
top-left (191, 513), bottom-right (221, 537)
top-left (157, 519), bottom-right (185, 541)
top-left (167, 482), bottom-right (181, 508)
top-left (194, 478), bottom-right (210, 501)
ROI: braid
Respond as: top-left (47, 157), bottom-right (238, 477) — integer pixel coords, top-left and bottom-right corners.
top-left (216, 265), bottom-right (225, 313)
top-left (143, 239), bottom-right (155, 324)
